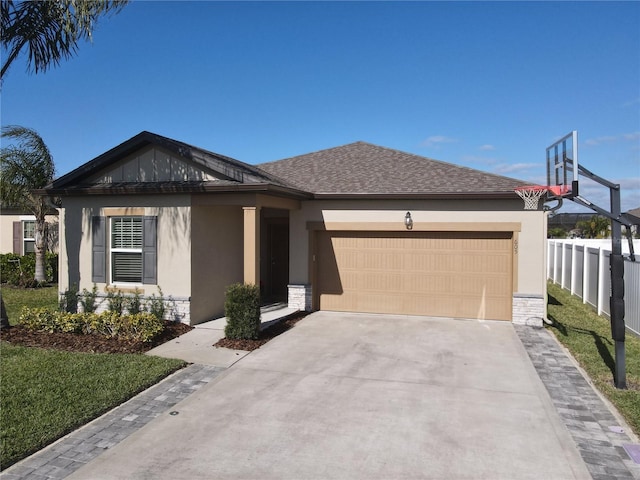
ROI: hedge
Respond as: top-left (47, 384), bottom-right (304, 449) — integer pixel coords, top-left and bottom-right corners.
top-left (0, 253), bottom-right (58, 286)
top-left (18, 308), bottom-right (164, 343)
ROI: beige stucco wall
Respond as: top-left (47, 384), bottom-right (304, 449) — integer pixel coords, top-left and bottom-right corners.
top-left (190, 205), bottom-right (244, 323)
top-left (289, 198), bottom-right (547, 299)
top-left (0, 213), bottom-right (59, 254)
top-left (58, 195), bottom-right (191, 301)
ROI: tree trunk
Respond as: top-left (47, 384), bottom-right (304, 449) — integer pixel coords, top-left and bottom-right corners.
top-left (34, 219), bottom-right (47, 282)
top-left (0, 292), bottom-right (9, 329)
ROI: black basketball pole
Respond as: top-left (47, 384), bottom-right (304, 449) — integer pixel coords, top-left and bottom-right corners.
top-left (572, 164), bottom-right (634, 389)
top-left (609, 185), bottom-right (626, 389)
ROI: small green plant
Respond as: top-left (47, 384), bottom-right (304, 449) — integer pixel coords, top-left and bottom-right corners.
top-left (123, 313), bottom-right (164, 342)
top-left (79, 284), bottom-right (99, 313)
top-left (19, 308), bottom-right (165, 343)
top-left (224, 283), bottom-right (261, 340)
top-left (147, 287), bottom-right (166, 321)
top-left (59, 284), bottom-right (78, 313)
top-left (19, 307), bottom-right (58, 332)
top-left (125, 288), bottom-right (144, 315)
top-left (107, 289), bottom-right (124, 315)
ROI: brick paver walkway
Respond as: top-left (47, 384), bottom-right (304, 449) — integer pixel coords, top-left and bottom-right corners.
top-left (1, 364), bottom-right (224, 480)
top-left (3, 326), bottom-right (640, 480)
top-left (515, 325), bottom-right (640, 480)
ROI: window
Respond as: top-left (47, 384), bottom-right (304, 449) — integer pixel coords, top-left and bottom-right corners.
top-left (92, 215), bottom-right (156, 285)
top-left (23, 220), bottom-right (35, 254)
top-left (111, 217), bottom-right (143, 283)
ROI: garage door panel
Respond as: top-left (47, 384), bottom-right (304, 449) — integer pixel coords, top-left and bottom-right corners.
top-left (317, 231), bottom-right (513, 321)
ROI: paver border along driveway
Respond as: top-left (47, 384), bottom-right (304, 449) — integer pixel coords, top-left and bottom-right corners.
top-left (67, 312), bottom-right (591, 480)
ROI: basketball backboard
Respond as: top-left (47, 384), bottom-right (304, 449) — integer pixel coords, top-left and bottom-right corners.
top-left (546, 130), bottom-right (579, 198)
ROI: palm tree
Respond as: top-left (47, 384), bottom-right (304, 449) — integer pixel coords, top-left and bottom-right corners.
top-left (1, 125), bottom-right (55, 282)
top-left (1, 0), bottom-right (128, 79)
top-left (576, 215), bottom-right (611, 239)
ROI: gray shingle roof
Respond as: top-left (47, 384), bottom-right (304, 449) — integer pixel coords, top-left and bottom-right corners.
top-left (258, 141), bottom-right (526, 196)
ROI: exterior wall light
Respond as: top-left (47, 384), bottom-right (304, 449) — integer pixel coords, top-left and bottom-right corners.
top-left (404, 211), bottom-right (413, 230)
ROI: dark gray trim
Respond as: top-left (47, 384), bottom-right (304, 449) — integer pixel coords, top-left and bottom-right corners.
top-left (12, 221), bottom-right (21, 254)
top-left (311, 192), bottom-right (521, 200)
top-left (91, 217), bottom-right (107, 283)
top-left (38, 182), bottom-right (313, 200)
top-left (142, 216), bottom-right (157, 285)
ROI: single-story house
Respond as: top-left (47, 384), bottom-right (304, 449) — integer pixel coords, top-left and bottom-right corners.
top-left (0, 207), bottom-right (59, 255)
top-left (43, 131), bottom-right (547, 325)
top-left (623, 208), bottom-right (640, 236)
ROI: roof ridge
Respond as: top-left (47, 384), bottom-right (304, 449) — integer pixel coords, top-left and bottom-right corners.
top-left (258, 140), bottom-right (529, 195)
top-left (259, 141), bottom-right (374, 166)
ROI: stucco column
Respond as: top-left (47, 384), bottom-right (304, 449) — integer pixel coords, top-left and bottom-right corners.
top-left (243, 206), bottom-right (261, 285)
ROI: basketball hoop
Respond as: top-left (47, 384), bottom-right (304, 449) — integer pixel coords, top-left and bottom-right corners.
top-left (514, 185), bottom-right (549, 210)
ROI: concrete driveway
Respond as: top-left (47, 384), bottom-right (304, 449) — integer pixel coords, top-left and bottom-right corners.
top-left (68, 312), bottom-right (590, 480)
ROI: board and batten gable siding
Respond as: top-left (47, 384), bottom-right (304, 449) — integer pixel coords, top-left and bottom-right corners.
top-left (88, 146), bottom-right (221, 184)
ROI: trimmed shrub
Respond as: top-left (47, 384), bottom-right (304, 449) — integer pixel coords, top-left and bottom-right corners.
top-left (80, 284), bottom-right (99, 313)
top-left (18, 308), bottom-right (58, 333)
top-left (224, 283), bottom-right (261, 340)
top-left (147, 287), bottom-right (166, 321)
top-left (0, 253), bottom-right (58, 285)
top-left (18, 308), bottom-right (164, 343)
top-left (107, 290), bottom-right (124, 315)
top-left (59, 285), bottom-right (78, 313)
top-left (123, 313), bottom-right (164, 342)
top-left (125, 288), bottom-right (144, 315)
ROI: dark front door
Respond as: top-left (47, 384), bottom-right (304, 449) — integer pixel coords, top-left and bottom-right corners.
top-left (267, 222), bottom-right (289, 301)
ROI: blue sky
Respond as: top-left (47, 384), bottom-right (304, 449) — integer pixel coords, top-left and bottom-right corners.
top-left (2, 1), bottom-right (639, 213)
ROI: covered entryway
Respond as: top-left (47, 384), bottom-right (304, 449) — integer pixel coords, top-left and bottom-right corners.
top-left (315, 231), bottom-right (514, 320)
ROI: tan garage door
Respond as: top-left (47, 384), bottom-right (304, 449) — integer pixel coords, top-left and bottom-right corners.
top-left (316, 231), bottom-right (513, 321)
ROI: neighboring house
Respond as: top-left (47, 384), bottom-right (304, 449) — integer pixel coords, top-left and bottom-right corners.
top-left (0, 207), bottom-right (59, 255)
top-left (623, 207), bottom-right (640, 236)
top-left (43, 131), bottom-right (547, 325)
top-left (547, 212), bottom-right (594, 231)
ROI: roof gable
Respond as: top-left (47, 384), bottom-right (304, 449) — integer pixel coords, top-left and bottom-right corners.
top-left (258, 141), bottom-right (526, 196)
top-left (48, 131), bottom-right (287, 190)
top-left (87, 146), bottom-right (223, 184)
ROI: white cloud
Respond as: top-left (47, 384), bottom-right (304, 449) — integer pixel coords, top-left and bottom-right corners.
top-left (421, 135), bottom-right (458, 148)
top-left (492, 163), bottom-right (539, 174)
top-left (617, 177), bottom-right (640, 191)
top-left (478, 144), bottom-right (495, 151)
top-left (571, 177), bottom-right (640, 212)
top-left (584, 132), bottom-right (640, 147)
top-left (622, 97), bottom-right (640, 108)
top-left (460, 155), bottom-right (498, 165)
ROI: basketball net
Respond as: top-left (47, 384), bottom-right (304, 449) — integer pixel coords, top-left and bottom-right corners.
top-left (514, 186), bottom-right (549, 210)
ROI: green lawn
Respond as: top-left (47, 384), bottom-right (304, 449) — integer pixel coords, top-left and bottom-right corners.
top-left (546, 281), bottom-right (640, 435)
top-left (1, 284), bottom-right (59, 324)
top-left (0, 286), bottom-right (186, 470)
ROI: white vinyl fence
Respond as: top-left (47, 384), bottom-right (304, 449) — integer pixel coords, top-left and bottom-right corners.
top-left (547, 239), bottom-right (640, 336)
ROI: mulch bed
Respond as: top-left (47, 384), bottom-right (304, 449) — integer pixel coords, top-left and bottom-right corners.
top-left (1, 312), bottom-right (309, 354)
top-left (214, 312), bottom-right (308, 351)
top-left (0, 321), bottom-right (193, 354)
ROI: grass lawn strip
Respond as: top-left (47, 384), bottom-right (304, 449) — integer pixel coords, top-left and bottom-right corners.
top-left (0, 286), bottom-right (186, 469)
top-left (547, 281), bottom-right (640, 436)
top-left (1, 285), bottom-right (59, 324)
top-left (0, 343), bottom-right (185, 469)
